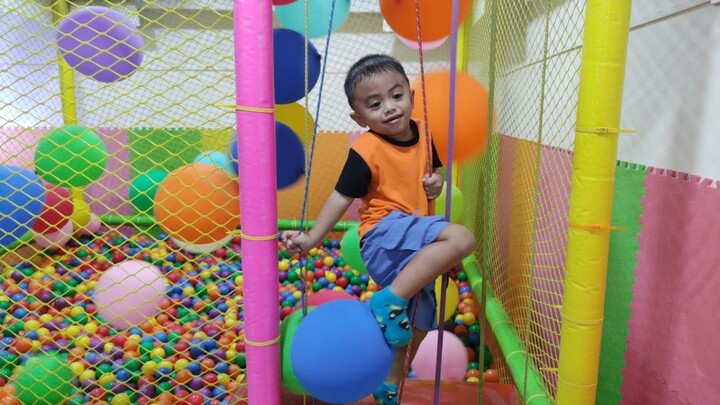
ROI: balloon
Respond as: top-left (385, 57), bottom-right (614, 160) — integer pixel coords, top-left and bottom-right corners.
top-left (275, 0), bottom-right (351, 39)
top-left (396, 34), bottom-right (448, 50)
top-left (280, 308), bottom-right (311, 394)
top-left (56, 6), bottom-right (143, 82)
top-left (435, 182), bottom-right (465, 223)
top-left (32, 183), bottom-right (72, 234)
top-left (154, 163), bottom-right (240, 244)
top-left (273, 0), bottom-right (297, 5)
top-left (273, 28), bottom-right (321, 104)
top-left (291, 300), bottom-right (393, 403)
top-left (340, 225), bottom-right (367, 274)
top-left (69, 197), bottom-right (91, 229)
top-left (0, 166), bottom-right (45, 248)
top-left (129, 169), bottom-right (169, 215)
top-left (13, 354), bottom-right (74, 405)
top-left (380, 0), bottom-right (473, 42)
top-left (412, 71), bottom-right (489, 163)
top-left (34, 124), bottom-right (108, 187)
top-left (34, 220), bottom-right (73, 250)
top-left (229, 122), bottom-right (305, 189)
top-left (307, 289), bottom-right (357, 306)
top-left (411, 330), bottom-right (468, 380)
top-left (170, 235), bottom-right (231, 255)
top-left (275, 103), bottom-right (316, 143)
top-left (94, 260), bottom-right (167, 329)
top-left (192, 151), bottom-right (234, 174)
top-left (434, 276), bottom-right (459, 323)
top-left (77, 213), bottom-right (102, 235)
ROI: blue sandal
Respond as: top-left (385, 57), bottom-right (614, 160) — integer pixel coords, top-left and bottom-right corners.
top-left (373, 381), bottom-right (399, 405)
top-left (369, 287), bottom-right (412, 348)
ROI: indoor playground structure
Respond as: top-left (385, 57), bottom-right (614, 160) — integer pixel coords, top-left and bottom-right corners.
top-left (0, 0), bottom-right (718, 404)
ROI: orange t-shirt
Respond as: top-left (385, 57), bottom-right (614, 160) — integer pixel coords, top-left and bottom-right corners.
top-left (348, 121), bottom-right (438, 237)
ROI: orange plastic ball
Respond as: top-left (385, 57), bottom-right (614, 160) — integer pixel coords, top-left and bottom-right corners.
top-left (412, 71), bottom-right (490, 163)
top-left (380, 0), bottom-right (473, 42)
top-left (483, 368), bottom-right (500, 383)
top-left (154, 163), bottom-right (240, 244)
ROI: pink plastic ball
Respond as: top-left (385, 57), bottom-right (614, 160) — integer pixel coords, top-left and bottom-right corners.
top-left (77, 213), bottom-right (102, 235)
top-left (411, 330), bottom-right (468, 381)
top-left (94, 260), bottom-right (167, 329)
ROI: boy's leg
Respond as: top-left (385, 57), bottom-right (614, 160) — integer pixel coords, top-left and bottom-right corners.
top-left (374, 330), bottom-right (428, 404)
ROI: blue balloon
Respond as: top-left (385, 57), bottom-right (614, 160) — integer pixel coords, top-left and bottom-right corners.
top-left (0, 166), bottom-right (45, 247)
top-left (291, 300), bottom-right (393, 404)
top-left (229, 122), bottom-right (306, 189)
top-left (275, 0), bottom-right (352, 39)
top-left (192, 151), bottom-right (234, 174)
top-left (273, 28), bottom-right (321, 104)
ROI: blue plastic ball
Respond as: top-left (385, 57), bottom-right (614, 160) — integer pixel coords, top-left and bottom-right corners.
top-left (291, 300), bottom-right (393, 404)
top-left (0, 166), bottom-right (45, 248)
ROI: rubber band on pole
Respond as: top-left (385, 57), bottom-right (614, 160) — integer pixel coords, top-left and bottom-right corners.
top-left (228, 230), bottom-right (279, 241)
top-left (217, 103), bottom-right (274, 113)
top-left (568, 222), bottom-right (625, 232)
top-left (244, 335), bottom-right (281, 347)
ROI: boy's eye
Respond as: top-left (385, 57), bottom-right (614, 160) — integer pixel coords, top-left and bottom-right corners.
top-left (393, 93), bottom-right (403, 99)
top-left (369, 101), bottom-right (381, 108)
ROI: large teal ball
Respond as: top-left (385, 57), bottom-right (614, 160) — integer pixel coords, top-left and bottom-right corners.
top-left (129, 169), bottom-right (168, 214)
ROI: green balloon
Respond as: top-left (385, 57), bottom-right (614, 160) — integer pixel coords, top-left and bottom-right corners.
top-left (280, 308), bottom-right (313, 394)
top-left (34, 124), bottom-right (108, 187)
top-left (129, 169), bottom-right (169, 214)
top-left (436, 182), bottom-right (465, 223)
top-left (340, 225), bottom-right (367, 274)
top-left (14, 354), bottom-right (74, 405)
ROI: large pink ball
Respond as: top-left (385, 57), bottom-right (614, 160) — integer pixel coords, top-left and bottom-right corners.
top-left (94, 260), bottom-right (167, 329)
top-left (411, 330), bottom-right (468, 381)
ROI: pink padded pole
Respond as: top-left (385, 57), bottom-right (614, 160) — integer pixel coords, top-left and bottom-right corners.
top-left (232, 1), bottom-right (281, 404)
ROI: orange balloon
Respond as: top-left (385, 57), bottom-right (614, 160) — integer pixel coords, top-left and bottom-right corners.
top-left (154, 163), bottom-right (240, 244)
top-left (380, 0), bottom-right (473, 42)
top-left (412, 71), bottom-right (489, 163)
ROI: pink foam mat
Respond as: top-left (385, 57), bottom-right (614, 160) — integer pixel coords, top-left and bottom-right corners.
top-left (621, 168), bottom-right (720, 404)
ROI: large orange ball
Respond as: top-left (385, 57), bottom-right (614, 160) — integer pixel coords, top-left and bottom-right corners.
top-left (154, 163), bottom-right (240, 244)
top-left (379, 0), bottom-right (473, 42)
top-left (412, 71), bottom-right (489, 163)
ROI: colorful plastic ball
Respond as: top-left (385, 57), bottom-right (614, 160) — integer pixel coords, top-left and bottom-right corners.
top-left (275, 103), bottom-right (316, 143)
top-left (193, 151), bottom-right (234, 175)
top-left (34, 220), bottom-right (73, 250)
top-left (94, 260), bottom-right (168, 329)
top-left (129, 169), bottom-right (169, 215)
top-left (13, 353), bottom-right (74, 405)
top-left (434, 276), bottom-right (459, 323)
top-left (274, 0), bottom-right (351, 39)
top-left (435, 182), bottom-right (465, 223)
top-left (280, 308), bottom-right (311, 394)
top-left (170, 235), bottom-right (231, 255)
top-left (291, 300), bottom-right (393, 404)
top-left (379, 0), bottom-right (473, 42)
top-left (412, 71), bottom-right (489, 163)
top-left (34, 124), bottom-right (108, 187)
top-left (31, 183), bottom-right (72, 234)
top-left (0, 166), bottom-right (45, 248)
top-left (69, 197), bottom-right (91, 229)
top-left (56, 6), bottom-right (144, 83)
top-left (229, 122), bottom-right (305, 189)
top-left (339, 225), bottom-right (367, 274)
top-left (154, 163), bottom-right (240, 244)
top-left (273, 28), bottom-right (321, 104)
top-left (396, 34), bottom-right (448, 50)
top-left (411, 330), bottom-right (468, 381)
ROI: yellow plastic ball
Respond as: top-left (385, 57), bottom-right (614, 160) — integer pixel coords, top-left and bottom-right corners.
top-left (278, 260), bottom-right (290, 271)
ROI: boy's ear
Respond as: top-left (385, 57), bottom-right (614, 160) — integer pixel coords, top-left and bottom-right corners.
top-left (410, 88), bottom-right (415, 109)
top-left (350, 112), bottom-right (367, 128)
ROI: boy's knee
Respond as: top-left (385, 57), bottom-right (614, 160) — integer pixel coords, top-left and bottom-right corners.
top-left (447, 224), bottom-right (476, 256)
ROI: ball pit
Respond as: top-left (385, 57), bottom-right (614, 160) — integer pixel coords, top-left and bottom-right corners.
top-left (0, 230), bottom-right (490, 404)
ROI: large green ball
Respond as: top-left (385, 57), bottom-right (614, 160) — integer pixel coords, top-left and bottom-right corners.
top-left (280, 308), bottom-right (312, 394)
top-left (436, 182), bottom-right (465, 223)
top-left (34, 124), bottom-right (108, 187)
top-left (340, 225), bottom-right (367, 274)
top-left (129, 169), bottom-right (168, 214)
top-left (14, 354), bottom-right (74, 405)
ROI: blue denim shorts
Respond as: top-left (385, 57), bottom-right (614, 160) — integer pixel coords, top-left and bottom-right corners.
top-left (360, 211), bottom-right (449, 331)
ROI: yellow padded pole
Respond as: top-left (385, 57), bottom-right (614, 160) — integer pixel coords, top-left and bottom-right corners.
top-left (51, 0), bottom-right (78, 124)
top-left (556, 1), bottom-right (632, 404)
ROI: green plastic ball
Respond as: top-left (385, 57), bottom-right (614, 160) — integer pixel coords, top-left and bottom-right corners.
top-left (34, 124), bottom-right (108, 187)
top-left (436, 182), bottom-right (465, 223)
top-left (129, 169), bottom-right (168, 214)
top-left (14, 354), bottom-right (74, 405)
top-left (339, 225), bottom-right (367, 274)
top-left (280, 308), bottom-right (312, 394)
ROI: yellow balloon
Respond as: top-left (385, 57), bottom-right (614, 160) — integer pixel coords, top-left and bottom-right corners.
top-left (70, 198), bottom-right (91, 229)
top-left (435, 276), bottom-right (459, 323)
top-left (275, 103), bottom-right (315, 143)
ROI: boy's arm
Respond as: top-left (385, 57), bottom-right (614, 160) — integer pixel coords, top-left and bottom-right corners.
top-left (306, 190), bottom-right (354, 245)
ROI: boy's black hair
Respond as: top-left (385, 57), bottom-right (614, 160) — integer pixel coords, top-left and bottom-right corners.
top-left (344, 54), bottom-right (410, 108)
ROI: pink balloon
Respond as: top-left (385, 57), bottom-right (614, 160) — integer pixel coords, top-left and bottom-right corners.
top-left (411, 330), bottom-right (468, 380)
top-left (77, 213), bottom-right (102, 236)
top-left (34, 220), bottom-right (73, 249)
top-left (94, 260), bottom-right (167, 329)
top-left (307, 289), bottom-right (358, 307)
top-left (273, 0), bottom-right (297, 4)
top-left (396, 34), bottom-right (448, 50)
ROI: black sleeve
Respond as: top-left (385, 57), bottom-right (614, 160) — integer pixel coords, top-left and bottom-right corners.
top-left (431, 138), bottom-right (443, 169)
top-left (335, 149), bottom-right (371, 198)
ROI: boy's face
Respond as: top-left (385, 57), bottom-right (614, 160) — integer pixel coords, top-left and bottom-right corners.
top-left (350, 70), bottom-right (415, 141)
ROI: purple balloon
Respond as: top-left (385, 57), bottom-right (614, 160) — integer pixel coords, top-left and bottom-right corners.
top-left (57, 6), bottom-right (143, 83)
